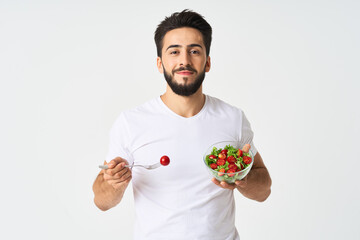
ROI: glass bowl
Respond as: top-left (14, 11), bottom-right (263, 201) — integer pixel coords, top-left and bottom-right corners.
top-left (203, 141), bottom-right (254, 184)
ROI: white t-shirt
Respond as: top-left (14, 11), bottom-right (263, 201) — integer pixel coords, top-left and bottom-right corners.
top-left (106, 95), bottom-right (257, 240)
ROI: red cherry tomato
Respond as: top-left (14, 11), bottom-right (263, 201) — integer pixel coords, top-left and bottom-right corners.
top-left (210, 163), bottom-right (218, 169)
top-left (216, 159), bottom-right (226, 166)
top-left (209, 155), bottom-right (217, 160)
top-left (221, 149), bottom-right (228, 155)
top-left (218, 168), bottom-right (225, 176)
top-left (243, 156), bottom-right (252, 165)
top-left (218, 153), bottom-right (226, 160)
top-left (227, 155), bottom-right (236, 163)
top-left (228, 163), bottom-right (237, 170)
top-left (237, 149), bottom-right (243, 157)
top-left (160, 155), bottom-right (170, 166)
top-left (227, 169), bottom-right (236, 177)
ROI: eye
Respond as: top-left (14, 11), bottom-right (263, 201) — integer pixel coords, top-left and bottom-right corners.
top-left (170, 50), bottom-right (179, 55)
top-left (190, 50), bottom-right (200, 54)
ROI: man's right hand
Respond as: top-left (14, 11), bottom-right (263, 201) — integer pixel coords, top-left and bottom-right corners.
top-left (103, 157), bottom-right (132, 190)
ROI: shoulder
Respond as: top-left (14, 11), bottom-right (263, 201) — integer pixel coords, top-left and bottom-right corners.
top-left (113, 97), bottom-right (163, 125)
top-left (205, 95), bottom-right (244, 116)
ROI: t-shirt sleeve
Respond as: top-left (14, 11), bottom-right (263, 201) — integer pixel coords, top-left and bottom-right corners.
top-left (239, 110), bottom-right (258, 156)
top-left (105, 113), bottom-right (134, 164)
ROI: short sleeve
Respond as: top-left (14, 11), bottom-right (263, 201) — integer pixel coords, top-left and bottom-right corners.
top-left (239, 110), bottom-right (258, 156)
top-left (105, 113), bottom-right (134, 164)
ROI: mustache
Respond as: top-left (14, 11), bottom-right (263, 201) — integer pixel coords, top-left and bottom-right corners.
top-left (172, 66), bottom-right (197, 74)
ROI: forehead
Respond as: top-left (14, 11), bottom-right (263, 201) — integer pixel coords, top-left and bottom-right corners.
top-left (162, 27), bottom-right (204, 50)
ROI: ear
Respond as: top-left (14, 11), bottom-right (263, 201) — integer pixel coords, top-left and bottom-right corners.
top-left (157, 57), bottom-right (163, 73)
top-left (205, 56), bottom-right (211, 72)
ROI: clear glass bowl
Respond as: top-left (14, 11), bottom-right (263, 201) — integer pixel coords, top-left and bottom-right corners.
top-left (203, 141), bottom-right (254, 184)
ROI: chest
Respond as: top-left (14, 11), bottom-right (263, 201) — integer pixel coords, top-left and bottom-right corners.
top-left (127, 116), bottom-right (241, 191)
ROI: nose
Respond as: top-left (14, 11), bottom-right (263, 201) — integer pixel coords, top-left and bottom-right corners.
top-left (179, 51), bottom-right (191, 67)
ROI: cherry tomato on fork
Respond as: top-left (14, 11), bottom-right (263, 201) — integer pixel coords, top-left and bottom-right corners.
top-left (160, 155), bottom-right (170, 166)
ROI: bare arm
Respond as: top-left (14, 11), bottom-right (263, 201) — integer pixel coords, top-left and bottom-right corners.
top-left (212, 145), bottom-right (272, 202)
top-left (234, 152), bottom-right (271, 201)
top-left (92, 157), bottom-right (132, 211)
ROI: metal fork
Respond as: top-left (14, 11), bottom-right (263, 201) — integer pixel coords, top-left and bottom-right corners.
top-left (98, 162), bottom-right (162, 170)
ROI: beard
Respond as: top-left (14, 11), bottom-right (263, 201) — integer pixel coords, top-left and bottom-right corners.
top-left (162, 64), bottom-right (206, 97)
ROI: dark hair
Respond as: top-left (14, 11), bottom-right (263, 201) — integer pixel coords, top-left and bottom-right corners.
top-left (154, 9), bottom-right (212, 58)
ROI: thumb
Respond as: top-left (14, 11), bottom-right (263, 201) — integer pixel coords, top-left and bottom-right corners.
top-left (242, 144), bottom-right (251, 153)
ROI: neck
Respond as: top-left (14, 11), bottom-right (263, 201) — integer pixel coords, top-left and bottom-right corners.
top-left (160, 85), bottom-right (205, 118)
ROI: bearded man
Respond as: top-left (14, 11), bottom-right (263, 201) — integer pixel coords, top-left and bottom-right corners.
top-left (92, 9), bottom-right (272, 240)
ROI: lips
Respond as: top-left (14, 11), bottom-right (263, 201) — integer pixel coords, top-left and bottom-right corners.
top-left (176, 71), bottom-right (194, 75)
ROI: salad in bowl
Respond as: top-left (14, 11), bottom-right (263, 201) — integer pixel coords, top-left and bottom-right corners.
top-left (204, 141), bottom-right (254, 184)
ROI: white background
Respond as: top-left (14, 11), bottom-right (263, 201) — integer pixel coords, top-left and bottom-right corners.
top-left (1, 0), bottom-right (359, 239)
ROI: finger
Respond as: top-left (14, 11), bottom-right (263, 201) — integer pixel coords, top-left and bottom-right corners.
top-left (107, 160), bottom-right (117, 169)
top-left (124, 174), bottom-right (132, 183)
top-left (220, 181), bottom-right (236, 190)
top-left (114, 167), bottom-right (132, 179)
top-left (242, 144), bottom-right (251, 153)
top-left (211, 178), bottom-right (221, 186)
top-left (108, 157), bottom-right (128, 169)
top-left (106, 162), bottom-right (127, 176)
top-left (103, 172), bottom-right (116, 181)
top-left (109, 174), bottom-right (132, 188)
top-left (121, 170), bottom-right (132, 181)
top-left (108, 172), bottom-right (131, 184)
top-left (212, 178), bottom-right (235, 190)
top-left (105, 165), bottom-right (132, 181)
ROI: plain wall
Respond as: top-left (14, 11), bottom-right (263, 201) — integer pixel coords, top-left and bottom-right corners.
top-left (1, 0), bottom-right (359, 239)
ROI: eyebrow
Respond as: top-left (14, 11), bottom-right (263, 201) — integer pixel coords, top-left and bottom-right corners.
top-left (165, 44), bottom-right (203, 51)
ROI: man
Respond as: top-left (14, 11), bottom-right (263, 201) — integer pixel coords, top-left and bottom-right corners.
top-left (93, 9), bottom-right (271, 240)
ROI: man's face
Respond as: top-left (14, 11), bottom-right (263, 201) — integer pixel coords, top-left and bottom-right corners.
top-left (157, 27), bottom-right (211, 96)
